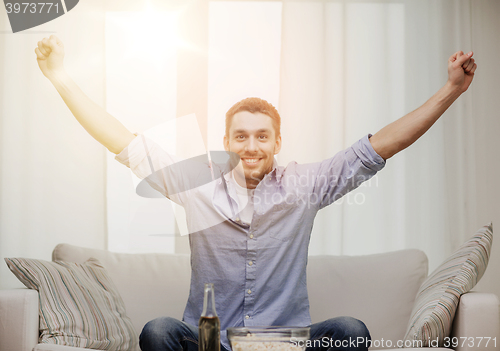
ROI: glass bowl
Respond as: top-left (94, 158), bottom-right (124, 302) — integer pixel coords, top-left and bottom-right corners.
top-left (227, 326), bottom-right (310, 351)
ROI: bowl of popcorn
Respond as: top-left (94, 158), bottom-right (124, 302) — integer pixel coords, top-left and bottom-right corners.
top-left (227, 327), bottom-right (310, 351)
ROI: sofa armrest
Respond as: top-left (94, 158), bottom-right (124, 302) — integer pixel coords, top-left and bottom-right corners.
top-left (0, 289), bottom-right (39, 351)
top-left (451, 292), bottom-right (500, 351)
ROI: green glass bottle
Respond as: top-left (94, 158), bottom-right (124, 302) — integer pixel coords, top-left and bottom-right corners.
top-left (199, 283), bottom-right (220, 351)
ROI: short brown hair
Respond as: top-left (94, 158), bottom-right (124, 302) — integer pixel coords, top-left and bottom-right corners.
top-left (225, 97), bottom-right (281, 137)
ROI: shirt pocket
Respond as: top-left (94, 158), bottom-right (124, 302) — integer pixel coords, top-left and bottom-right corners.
top-left (269, 203), bottom-right (299, 242)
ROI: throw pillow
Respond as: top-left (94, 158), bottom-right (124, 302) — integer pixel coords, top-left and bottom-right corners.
top-left (403, 223), bottom-right (493, 347)
top-left (5, 257), bottom-right (138, 351)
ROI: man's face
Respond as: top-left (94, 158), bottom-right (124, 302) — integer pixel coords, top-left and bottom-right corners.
top-left (224, 111), bottom-right (281, 189)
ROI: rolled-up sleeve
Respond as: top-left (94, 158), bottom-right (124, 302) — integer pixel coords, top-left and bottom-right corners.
top-left (312, 134), bottom-right (386, 209)
top-left (115, 134), bottom-right (185, 205)
top-left (351, 133), bottom-right (386, 172)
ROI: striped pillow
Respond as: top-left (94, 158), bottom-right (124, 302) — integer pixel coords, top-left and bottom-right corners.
top-left (403, 223), bottom-right (493, 347)
top-left (5, 257), bottom-right (138, 351)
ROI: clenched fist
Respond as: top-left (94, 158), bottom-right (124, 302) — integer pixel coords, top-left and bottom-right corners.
top-left (448, 51), bottom-right (477, 94)
top-left (35, 35), bottom-right (65, 79)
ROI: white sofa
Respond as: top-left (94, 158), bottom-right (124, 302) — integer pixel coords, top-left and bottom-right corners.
top-left (0, 244), bottom-right (498, 351)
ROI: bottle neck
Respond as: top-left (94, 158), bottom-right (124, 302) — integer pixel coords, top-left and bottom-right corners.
top-left (201, 283), bottom-right (218, 317)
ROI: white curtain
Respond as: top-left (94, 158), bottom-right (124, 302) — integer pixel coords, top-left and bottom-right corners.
top-left (0, 0), bottom-right (107, 289)
top-left (0, 0), bottom-right (488, 291)
top-left (277, 0), bottom-right (476, 271)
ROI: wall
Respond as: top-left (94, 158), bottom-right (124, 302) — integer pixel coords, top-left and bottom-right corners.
top-left (470, 0), bottom-right (500, 298)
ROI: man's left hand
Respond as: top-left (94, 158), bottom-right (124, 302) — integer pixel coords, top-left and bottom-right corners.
top-left (447, 51), bottom-right (477, 94)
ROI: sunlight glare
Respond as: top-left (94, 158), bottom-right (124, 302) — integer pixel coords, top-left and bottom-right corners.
top-left (106, 9), bottom-right (180, 72)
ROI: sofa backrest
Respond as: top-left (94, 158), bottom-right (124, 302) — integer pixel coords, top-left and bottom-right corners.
top-left (307, 249), bottom-right (428, 346)
top-left (53, 244), bottom-right (427, 345)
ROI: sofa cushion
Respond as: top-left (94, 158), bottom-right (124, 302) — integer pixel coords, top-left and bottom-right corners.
top-left (34, 345), bottom-right (105, 351)
top-left (52, 244), bottom-right (191, 337)
top-left (403, 223), bottom-right (493, 347)
top-left (307, 249), bottom-right (428, 348)
top-left (5, 257), bottom-right (137, 351)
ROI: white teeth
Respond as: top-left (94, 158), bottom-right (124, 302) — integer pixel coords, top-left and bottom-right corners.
top-left (244, 159), bottom-right (259, 164)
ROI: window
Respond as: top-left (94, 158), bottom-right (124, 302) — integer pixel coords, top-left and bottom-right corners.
top-left (105, 2), bottom-right (282, 253)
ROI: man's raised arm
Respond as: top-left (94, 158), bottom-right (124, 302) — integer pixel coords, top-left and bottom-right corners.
top-left (35, 35), bottom-right (135, 155)
top-left (369, 51), bottom-right (477, 160)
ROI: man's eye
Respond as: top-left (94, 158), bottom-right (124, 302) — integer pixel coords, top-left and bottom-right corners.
top-left (237, 135), bottom-right (245, 139)
top-left (259, 135), bottom-right (268, 140)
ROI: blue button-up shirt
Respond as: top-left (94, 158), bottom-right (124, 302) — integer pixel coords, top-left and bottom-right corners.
top-left (116, 133), bottom-right (385, 350)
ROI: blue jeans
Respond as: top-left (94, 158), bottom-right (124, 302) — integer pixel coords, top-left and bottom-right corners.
top-left (139, 316), bottom-right (371, 351)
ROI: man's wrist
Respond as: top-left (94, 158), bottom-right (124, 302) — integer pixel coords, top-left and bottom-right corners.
top-left (47, 69), bottom-right (73, 91)
top-left (444, 80), bottom-right (463, 99)
top-left (46, 69), bottom-right (69, 84)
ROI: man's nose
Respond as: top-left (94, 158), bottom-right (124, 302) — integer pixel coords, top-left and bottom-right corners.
top-left (245, 137), bottom-right (258, 152)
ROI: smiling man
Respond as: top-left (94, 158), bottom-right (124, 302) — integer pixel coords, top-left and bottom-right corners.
top-left (224, 107), bottom-right (281, 190)
top-left (35, 34), bottom-right (476, 351)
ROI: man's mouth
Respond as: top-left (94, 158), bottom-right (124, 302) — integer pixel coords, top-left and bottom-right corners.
top-left (241, 158), bottom-right (262, 166)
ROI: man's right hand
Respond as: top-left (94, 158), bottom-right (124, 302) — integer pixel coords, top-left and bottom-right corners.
top-left (35, 35), bottom-right (65, 79)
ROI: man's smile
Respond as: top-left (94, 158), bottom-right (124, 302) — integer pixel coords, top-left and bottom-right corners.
top-left (241, 157), bottom-right (263, 166)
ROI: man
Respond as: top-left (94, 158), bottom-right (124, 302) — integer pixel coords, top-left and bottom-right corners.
top-left (35, 35), bottom-right (476, 351)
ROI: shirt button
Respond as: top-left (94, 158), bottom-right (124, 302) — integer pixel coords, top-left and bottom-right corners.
top-left (245, 315), bottom-right (250, 320)
top-left (249, 234), bottom-right (254, 239)
top-left (247, 289), bottom-right (252, 294)
top-left (248, 261), bottom-right (253, 266)
top-left (235, 217), bottom-right (240, 222)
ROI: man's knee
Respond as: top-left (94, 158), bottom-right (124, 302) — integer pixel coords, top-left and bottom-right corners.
top-left (140, 316), bottom-right (185, 348)
top-left (334, 316), bottom-right (370, 340)
top-left (321, 316), bottom-right (371, 349)
top-left (142, 316), bottom-right (179, 335)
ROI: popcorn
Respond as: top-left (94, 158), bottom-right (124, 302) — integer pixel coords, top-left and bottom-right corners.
top-left (230, 336), bottom-right (305, 351)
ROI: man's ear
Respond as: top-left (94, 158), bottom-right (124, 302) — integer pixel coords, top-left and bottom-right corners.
top-left (274, 135), bottom-right (282, 155)
top-left (223, 135), bottom-right (229, 152)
